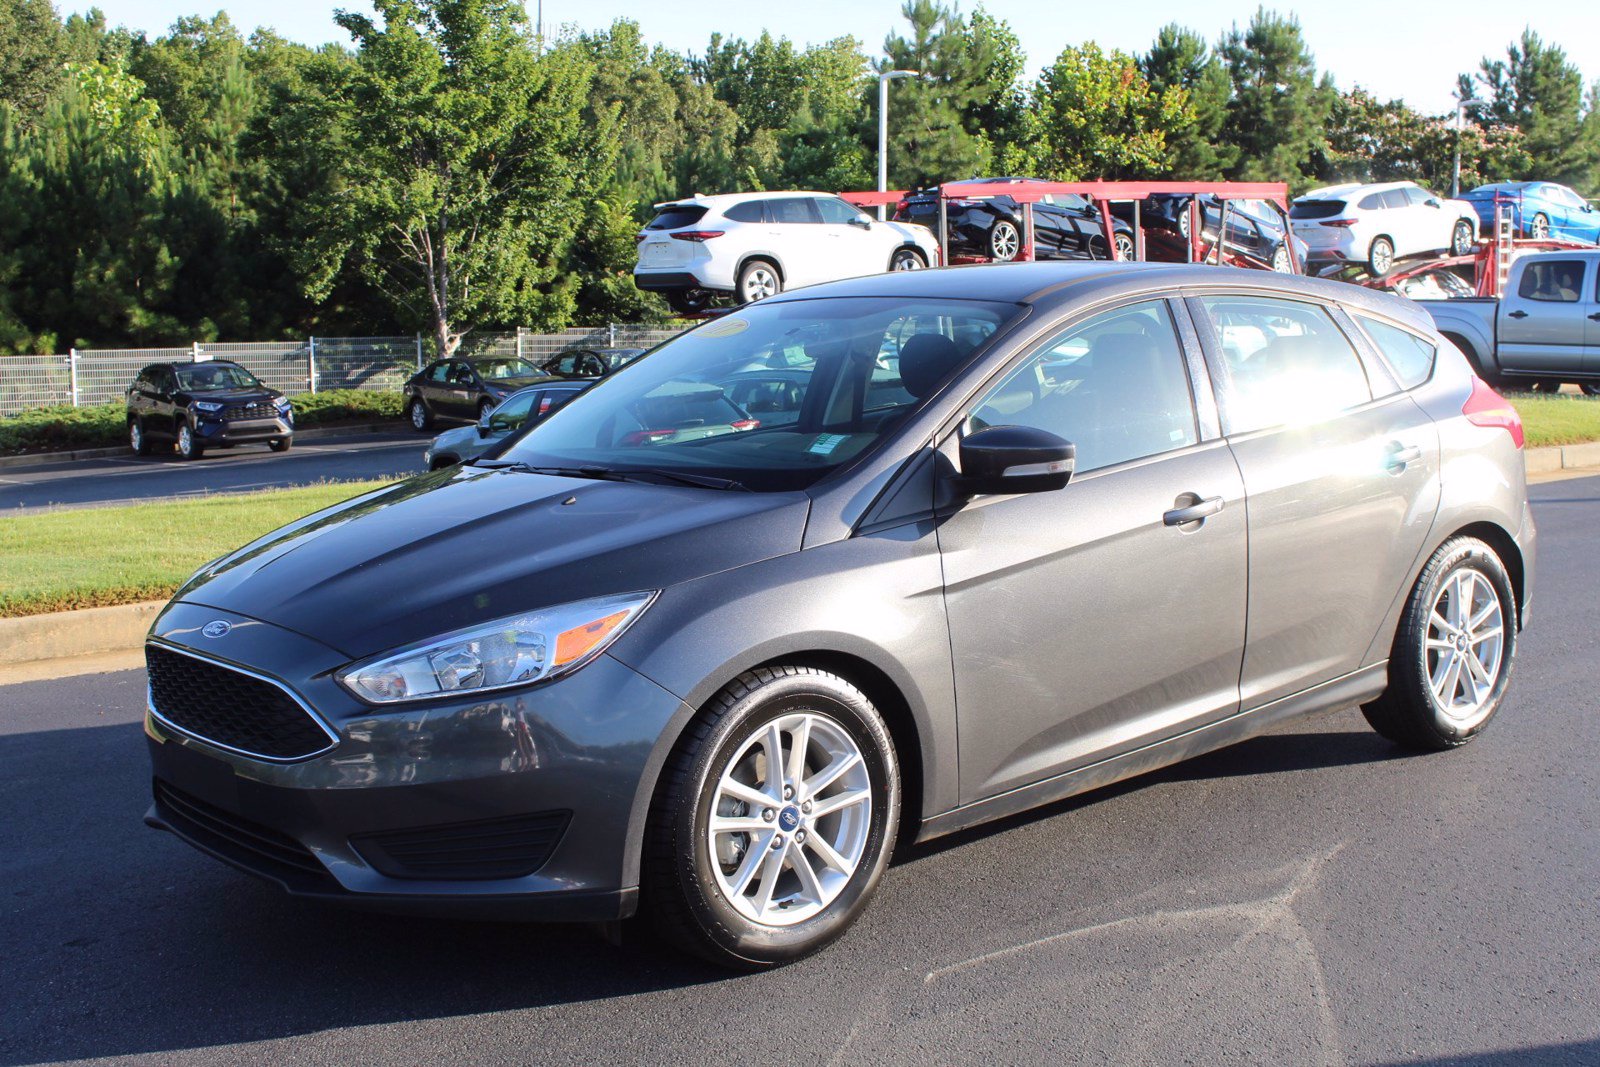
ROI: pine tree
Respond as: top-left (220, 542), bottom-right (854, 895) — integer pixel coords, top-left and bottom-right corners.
top-left (1219, 9), bottom-right (1333, 189)
top-left (1140, 24), bottom-right (1237, 179)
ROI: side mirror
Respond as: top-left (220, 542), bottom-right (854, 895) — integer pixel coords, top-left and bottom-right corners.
top-left (849, 216), bottom-right (872, 228)
top-left (477, 410), bottom-right (493, 435)
top-left (956, 425), bottom-right (1075, 496)
top-left (1426, 199), bottom-right (1441, 208)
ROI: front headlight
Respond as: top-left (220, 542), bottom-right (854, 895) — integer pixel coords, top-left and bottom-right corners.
top-left (336, 591), bottom-right (656, 704)
top-left (192, 400), bottom-right (224, 414)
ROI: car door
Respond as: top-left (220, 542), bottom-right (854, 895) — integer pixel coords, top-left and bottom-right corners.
top-left (1388, 187), bottom-right (1431, 256)
top-left (764, 196), bottom-right (826, 287)
top-left (937, 298), bottom-right (1249, 803)
top-left (152, 366), bottom-right (181, 436)
top-left (444, 361), bottom-right (479, 417)
top-left (1499, 257), bottom-right (1593, 377)
top-left (1188, 292), bottom-right (1441, 709)
top-left (814, 196), bottom-right (885, 279)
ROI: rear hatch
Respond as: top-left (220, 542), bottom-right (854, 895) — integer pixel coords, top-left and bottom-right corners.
top-left (1289, 198), bottom-right (1350, 247)
top-left (636, 203), bottom-right (711, 270)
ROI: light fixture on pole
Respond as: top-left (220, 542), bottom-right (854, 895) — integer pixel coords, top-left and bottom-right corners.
top-left (877, 69), bottom-right (919, 220)
top-left (1452, 97), bottom-right (1487, 199)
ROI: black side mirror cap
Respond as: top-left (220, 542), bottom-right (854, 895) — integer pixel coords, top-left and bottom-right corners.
top-left (955, 424), bottom-right (1075, 496)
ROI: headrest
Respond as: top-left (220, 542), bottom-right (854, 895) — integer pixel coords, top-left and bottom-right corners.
top-left (898, 333), bottom-right (965, 399)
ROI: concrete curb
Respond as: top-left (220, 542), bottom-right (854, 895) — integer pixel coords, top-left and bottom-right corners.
top-left (0, 421), bottom-right (403, 471)
top-left (1526, 443), bottom-right (1600, 474)
top-left (0, 600), bottom-right (163, 667)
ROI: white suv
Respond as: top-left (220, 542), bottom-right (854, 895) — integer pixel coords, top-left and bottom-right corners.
top-left (634, 191), bottom-right (941, 314)
top-left (1290, 181), bottom-right (1479, 277)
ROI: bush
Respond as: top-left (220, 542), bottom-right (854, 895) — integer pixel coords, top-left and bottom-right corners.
top-left (0, 390), bottom-right (404, 455)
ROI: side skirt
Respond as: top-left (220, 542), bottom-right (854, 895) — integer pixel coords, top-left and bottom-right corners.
top-left (915, 662), bottom-right (1390, 842)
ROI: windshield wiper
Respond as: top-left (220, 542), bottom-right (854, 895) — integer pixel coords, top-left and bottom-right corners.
top-left (469, 460), bottom-right (748, 492)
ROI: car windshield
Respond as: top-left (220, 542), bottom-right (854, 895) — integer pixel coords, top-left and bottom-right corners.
top-left (498, 296), bottom-right (1019, 491)
top-left (174, 363), bottom-right (261, 391)
top-left (473, 358), bottom-right (539, 380)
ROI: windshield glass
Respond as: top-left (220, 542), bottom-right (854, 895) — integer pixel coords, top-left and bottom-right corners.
top-left (499, 296), bottom-right (1019, 491)
top-left (174, 363), bottom-right (261, 391)
top-left (472, 358), bottom-right (539, 380)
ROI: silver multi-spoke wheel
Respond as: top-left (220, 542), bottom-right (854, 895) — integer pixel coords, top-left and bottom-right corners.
top-left (990, 221), bottom-right (1020, 261)
top-left (129, 421), bottom-right (143, 452)
top-left (707, 711), bottom-right (871, 927)
top-left (1425, 568), bottom-right (1504, 727)
top-left (740, 264), bottom-right (780, 303)
top-left (410, 401), bottom-right (427, 430)
top-left (1369, 237), bottom-right (1394, 276)
top-left (1530, 213), bottom-right (1550, 239)
top-left (890, 249), bottom-right (925, 271)
top-left (1113, 233), bottom-right (1136, 261)
top-left (1272, 245), bottom-right (1292, 272)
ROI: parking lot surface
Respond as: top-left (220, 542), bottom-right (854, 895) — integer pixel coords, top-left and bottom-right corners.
top-left (0, 431), bottom-right (422, 512)
top-left (2, 474), bottom-right (1596, 1066)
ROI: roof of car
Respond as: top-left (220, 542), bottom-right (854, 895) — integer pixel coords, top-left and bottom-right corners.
top-left (758, 260), bottom-right (1433, 331)
top-left (1298, 180), bottom-right (1422, 200)
top-left (657, 191), bottom-right (838, 209)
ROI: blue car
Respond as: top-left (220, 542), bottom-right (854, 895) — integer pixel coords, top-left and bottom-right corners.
top-left (1459, 182), bottom-right (1600, 243)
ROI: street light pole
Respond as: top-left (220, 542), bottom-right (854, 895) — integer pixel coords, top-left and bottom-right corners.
top-left (1452, 96), bottom-right (1487, 199)
top-left (877, 69), bottom-right (918, 220)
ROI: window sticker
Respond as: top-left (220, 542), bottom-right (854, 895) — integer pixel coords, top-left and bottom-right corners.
top-left (698, 317), bottom-right (750, 339)
top-left (807, 433), bottom-right (849, 455)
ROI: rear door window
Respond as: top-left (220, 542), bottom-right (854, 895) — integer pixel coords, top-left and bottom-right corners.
top-left (1380, 189), bottom-right (1410, 210)
top-left (1195, 295), bottom-right (1372, 435)
top-left (767, 198), bottom-right (821, 224)
top-left (1357, 316), bottom-right (1437, 389)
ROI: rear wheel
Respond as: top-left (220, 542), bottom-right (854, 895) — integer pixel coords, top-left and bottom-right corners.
top-left (1451, 219), bottom-right (1475, 256)
top-left (736, 259), bottom-right (782, 304)
top-left (1362, 536), bottom-right (1516, 751)
top-left (989, 220), bottom-right (1020, 261)
top-left (129, 419), bottom-right (153, 456)
top-left (665, 288), bottom-right (715, 316)
top-left (1112, 232), bottom-right (1136, 261)
top-left (1368, 236), bottom-right (1395, 277)
top-left (175, 423), bottom-right (203, 461)
top-left (408, 397), bottom-right (433, 432)
top-left (1530, 212), bottom-right (1550, 239)
top-left (643, 666), bottom-right (899, 970)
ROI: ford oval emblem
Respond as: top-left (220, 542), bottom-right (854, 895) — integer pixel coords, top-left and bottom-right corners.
top-left (201, 620), bottom-right (232, 639)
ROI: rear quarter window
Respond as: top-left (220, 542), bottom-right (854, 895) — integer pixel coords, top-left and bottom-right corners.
top-left (723, 200), bottom-right (765, 223)
top-left (1356, 316), bottom-right (1436, 390)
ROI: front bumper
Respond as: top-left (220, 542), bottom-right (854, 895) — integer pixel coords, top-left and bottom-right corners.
top-left (143, 601), bottom-right (691, 921)
top-left (195, 414), bottom-right (292, 445)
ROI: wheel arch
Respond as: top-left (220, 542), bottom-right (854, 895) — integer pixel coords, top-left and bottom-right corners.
top-left (736, 253), bottom-right (784, 286)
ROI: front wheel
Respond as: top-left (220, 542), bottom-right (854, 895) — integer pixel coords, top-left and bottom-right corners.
top-left (1271, 244), bottom-right (1292, 272)
top-left (1368, 236), bottom-right (1395, 277)
top-left (1362, 536), bottom-right (1517, 751)
top-left (269, 437), bottom-right (291, 453)
top-left (889, 248), bottom-right (927, 271)
top-left (175, 423), bottom-right (203, 461)
top-left (1451, 219), bottom-right (1475, 256)
top-left (643, 666), bottom-right (900, 970)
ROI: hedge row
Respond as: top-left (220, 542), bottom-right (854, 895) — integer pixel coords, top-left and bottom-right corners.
top-left (0, 390), bottom-right (405, 455)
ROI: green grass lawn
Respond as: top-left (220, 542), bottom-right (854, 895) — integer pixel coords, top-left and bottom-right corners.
top-left (1505, 391), bottom-right (1600, 449)
top-left (0, 480), bottom-right (389, 618)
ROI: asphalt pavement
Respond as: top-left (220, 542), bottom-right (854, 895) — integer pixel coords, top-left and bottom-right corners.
top-left (2, 475), bottom-right (1597, 1065)
top-left (0, 430), bottom-right (426, 512)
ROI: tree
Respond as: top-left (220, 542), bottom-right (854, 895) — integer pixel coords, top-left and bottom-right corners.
top-left (1140, 24), bottom-right (1236, 179)
top-left (319, 0), bottom-right (608, 355)
top-left (1315, 87), bottom-right (1529, 190)
top-left (0, 0), bottom-right (67, 127)
top-left (1462, 31), bottom-right (1598, 191)
top-left (878, 1), bottom-right (1000, 189)
top-left (1219, 9), bottom-right (1333, 188)
top-left (1028, 42), bottom-right (1188, 180)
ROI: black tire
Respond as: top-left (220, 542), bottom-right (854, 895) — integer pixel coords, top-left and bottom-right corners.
top-left (889, 248), bottom-right (927, 271)
top-left (1580, 383), bottom-right (1600, 397)
top-left (175, 422), bottom-right (203, 461)
top-left (269, 437), bottom-right (291, 453)
top-left (1451, 219), bottom-right (1475, 256)
top-left (129, 419), bottom-right (153, 456)
top-left (1530, 380), bottom-right (1564, 393)
top-left (643, 666), bottom-right (900, 970)
top-left (1368, 236), bottom-right (1395, 277)
top-left (665, 288), bottom-right (716, 316)
top-left (1530, 212), bottom-right (1550, 240)
top-left (407, 396), bottom-right (433, 432)
top-left (735, 259), bottom-right (782, 304)
top-left (989, 220), bottom-right (1020, 261)
top-left (1362, 536), bottom-right (1517, 751)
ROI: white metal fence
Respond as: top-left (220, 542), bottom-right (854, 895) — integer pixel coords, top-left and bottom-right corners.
top-left (0, 325), bottom-right (687, 417)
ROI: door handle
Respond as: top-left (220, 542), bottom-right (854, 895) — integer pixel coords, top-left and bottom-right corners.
top-left (1588, 312), bottom-right (1600, 322)
top-left (1386, 442), bottom-right (1423, 472)
top-left (1507, 310), bottom-right (1529, 319)
top-left (1163, 495), bottom-right (1224, 526)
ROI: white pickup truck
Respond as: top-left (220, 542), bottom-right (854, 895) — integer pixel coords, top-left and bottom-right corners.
top-left (1420, 249), bottom-right (1600, 395)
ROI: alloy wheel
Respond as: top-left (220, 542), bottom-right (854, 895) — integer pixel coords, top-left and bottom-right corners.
top-left (990, 222), bottom-right (1020, 261)
top-left (706, 711), bottom-right (872, 927)
top-left (741, 266), bottom-right (779, 302)
top-left (1425, 568), bottom-right (1505, 726)
top-left (129, 421), bottom-right (142, 452)
top-left (1272, 245), bottom-right (1291, 272)
top-left (891, 250), bottom-right (925, 271)
top-left (1113, 233), bottom-right (1136, 261)
top-left (410, 401), bottom-right (427, 430)
top-left (1531, 213), bottom-right (1550, 239)
top-left (1370, 239), bottom-right (1394, 276)
top-left (1452, 221), bottom-right (1474, 256)
top-left (177, 425), bottom-right (194, 458)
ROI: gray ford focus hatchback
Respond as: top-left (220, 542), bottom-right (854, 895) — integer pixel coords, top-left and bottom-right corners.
top-left (144, 263), bottom-right (1534, 969)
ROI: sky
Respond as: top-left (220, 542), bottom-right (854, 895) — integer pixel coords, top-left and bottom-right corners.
top-left (58, 0), bottom-right (1597, 117)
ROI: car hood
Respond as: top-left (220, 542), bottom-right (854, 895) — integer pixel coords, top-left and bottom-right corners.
top-left (176, 387), bottom-right (281, 405)
top-left (173, 467), bottom-right (810, 659)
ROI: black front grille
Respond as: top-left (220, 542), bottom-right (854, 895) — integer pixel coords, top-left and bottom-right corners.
top-left (153, 779), bottom-right (329, 880)
top-left (224, 401), bottom-right (277, 420)
top-left (146, 644), bottom-right (333, 760)
top-left (351, 812), bottom-right (571, 881)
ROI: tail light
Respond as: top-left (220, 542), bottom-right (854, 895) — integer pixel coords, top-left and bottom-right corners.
top-left (948, 198), bottom-right (981, 208)
top-left (635, 233), bottom-right (647, 243)
top-left (670, 231), bottom-right (725, 242)
top-left (1320, 219), bottom-right (1358, 228)
top-left (620, 429), bottom-right (675, 446)
top-left (895, 199), bottom-right (908, 214)
top-left (731, 419), bottom-right (760, 431)
top-left (1462, 377), bottom-right (1524, 449)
